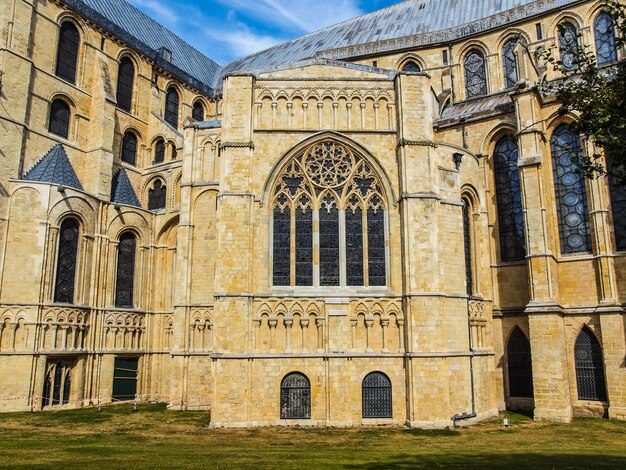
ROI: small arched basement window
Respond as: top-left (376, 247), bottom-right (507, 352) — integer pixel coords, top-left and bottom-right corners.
top-left (464, 49), bottom-right (487, 98)
top-left (574, 327), bottom-right (607, 401)
top-left (148, 180), bottom-right (166, 211)
top-left (164, 87), bottom-right (180, 128)
top-left (55, 22), bottom-right (80, 83)
top-left (116, 57), bottom-right (135, 112)
top-left (54, 218), bottom-right (80, 304)
top-left (49, 99), bottom-right (71, 138)
top-left (594, 12), bottom-right (618, 65)
top-left (115, 232), bottom-right (137, 308)
top-left (362, 372), bottom-right (392, 418)
top-left (121, 131), bottom-right (138, 165)
top-left (280, 372), bottom-right (310, 419)
top-left (507, 328), bottom-right (534, 398)
top-left (192, 101), bottom-right (205, 121)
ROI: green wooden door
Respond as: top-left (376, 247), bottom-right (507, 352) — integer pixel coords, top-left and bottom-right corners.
top-left (112, 357), bottom-right (139, 401)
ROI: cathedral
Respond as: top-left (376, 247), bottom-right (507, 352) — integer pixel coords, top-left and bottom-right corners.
top-left (0, 0), bottom-right (625, 428)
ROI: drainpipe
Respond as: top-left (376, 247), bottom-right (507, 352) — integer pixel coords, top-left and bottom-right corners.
top-left (452, 298), bottom-right (477, 426)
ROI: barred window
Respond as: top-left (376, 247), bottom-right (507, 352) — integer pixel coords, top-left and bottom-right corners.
top-left (54, 218), bottom-right (80, 304)
top-left (115, 232), bottom-right (137, 308)
top-left (594, 12), bottom-right (618, 65)
top-left (462, 198), bottom-right (473, 296)
top-left (121, 131), bottom-right (138, 165)
top-left (607, 164), bottom-right (626, 251)
top-left (192, 101), bottom-right (205, 121)
top-left (49, 99), bottom-right (71, 139)
top-left (116, 57), bottom-right (135, 112)
top-left (402, 61), bottom-right (421, 73)
top-left (550, 124), bottom-right (591, 254)
top-left (280, 372), bottom-right (310, 419)
top-left (272, 140), bottom-right (387, 288)
top-left (575, 327), bottom-right (607, 401)
top-left (558, 22), bottom-right (579, 71)
top-left (42, 361), bottom-right (73, 407)
top-left (154, 139), bottom-right (165, 164)
top-left (494, 136), bottom-right (526, 261)
top-left (55, 22), bottom-right (80, 83)
top-left (502, 38), bottom-right (519, 89)
top-left (164, 87), bottom-right (179, 128)
top-left (148, 180), bottom-right (166, 211)
top-left (362, 372), bottom-right (392, 418)
top-left (507, 328), bottom-right (534, 398)
top-left (464, 49), bottom-right (487, 98)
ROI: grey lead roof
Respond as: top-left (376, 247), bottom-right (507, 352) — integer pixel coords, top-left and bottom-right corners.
top-left (111, 168), bottom-right (141, 207)
top-left (23, 144), bottom-right (84, 191)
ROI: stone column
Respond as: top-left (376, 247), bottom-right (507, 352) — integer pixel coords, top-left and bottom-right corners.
top-left (600, 312), bottom-right (626, 420)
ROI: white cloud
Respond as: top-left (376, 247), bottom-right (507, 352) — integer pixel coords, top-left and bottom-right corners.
top-left (129, 0), bottom-right (181, 24)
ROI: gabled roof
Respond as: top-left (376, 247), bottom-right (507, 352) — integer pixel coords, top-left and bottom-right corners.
top-left (111, 168), bottom-right (141, 208)
top-left (23, 144), bottom-right (83, 191)
top-left (219, 0), bottom-right (580, 81)
top-left (61, 0), bottom-right (220, 95)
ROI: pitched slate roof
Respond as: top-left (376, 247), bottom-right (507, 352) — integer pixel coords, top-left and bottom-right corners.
top-left (61, 0), bottom-right (220, 95)
top-left (111, 168), bottom-right (141, 207)
top-left (23, 144), bottom-right (83, 191)
top-left (219, 0), bottom-right (580, 80)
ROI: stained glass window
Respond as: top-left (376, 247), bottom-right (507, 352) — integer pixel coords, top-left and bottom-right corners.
top-left (55, 22), bottom-right (79, 83)
top-left (346, 207), bottom-right (364, 286)
top-left (154, 140), bottom-right (165, 164)
top-left (507, 328), bottom-right (534, 398)
top-left (192, 101), bottom-right (205, 121)
top-left (464, 49), bottom-right (487, 98)
top-left (550, 124), bottom-right (591, 254)
top-left (494, 136), bottom-right (526, 261)
top-left (295, 207), bottom-right (313, 286)
top-left (402, 61), bottom-right (421, 73)
top-left (607, 163), bottom-right (626, 251)
top-left (115, 232), bottom-right (136, 308)
top-left (362, 372), bottom-right (392, 418)
top-left (164, 87), bottom-right (179, 128)
top-left (116, 57), bottom-right (135, 112)
top-left (558, 22), bottom-right (579, 71)
top-left (121, 131), bottom-right (137, 165)
top-left (280, 373), bottom-right (310, 419)
top-left (148, 180), bottom-right (166, 211)
top-left (43, 361), bottom-right (73, 407)
top-left (462, 199), bottom-right (473, 296)
top-left (54, 218), bottom-right (79, 304)
top-left (49, 99), bottom-right (70, 138)
top-left (272, 206), bottom-right (291, 286)
top-left (575, 327), bottom-right (607, 401)
top-left (594, 12), bottom-right (618, 65)
top-left (320, 196), bottom-right (340, 286)
top-left (502, 38), bottom-right (519, 89)
top-left (368, 205), bottom-right (386, 287)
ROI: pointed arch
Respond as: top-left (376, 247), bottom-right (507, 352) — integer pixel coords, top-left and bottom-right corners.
top-left (507, 327), bottom-right (534, 398)
top-left (574, 327), bottom-right (607, 401)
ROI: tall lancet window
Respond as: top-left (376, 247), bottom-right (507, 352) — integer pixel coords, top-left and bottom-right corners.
top-left (54, 218), bottom-right (80, 304)
top-left (594, 12), bottom-right (618, 65)
top-left (271, 140), bottom-right (387, 288)
top-left (464, 49), bottom-right (487, 98)
top-left (502, 38), bottom-right (520, 89)
top-left (558, 22), bottom-right (580, 71)
top-left (115, 232), bottom-right (137, 308)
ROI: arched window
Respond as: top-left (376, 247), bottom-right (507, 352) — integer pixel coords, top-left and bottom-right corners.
top-left (148, 180), bottom-right (166, 211)
top-left (154, 139), bottom-right (165, 164)
top-left (494, 136), bottom-right (526, 261)
top-left (362, 372), bottom-right (392, 418)
top-left (402, 61), bottom-right (421, 73)
top-left (121, 131), bottom-right (138, 165)
top-left (170, 143), bottom-right (177, 160)
top-left (115, 232), bottom-right (137, 308)
top-left (280, 372), bottom-right (310, 419)
top-left (462, 198), bottom-right (473, 296)
top-left (464, 49), bottom-right (487, 98)
top-left (42, 361), bottom-right (72, 407)
top-left (116, 57), bottom-right (135, 112)
top-left (192, 101), bottom-right (205, 121)
top-left (502, 38), bottom-right (519, 89)
top-left (507, 328), bottom-right (534, 398)
top-left (54, 218), bottom-right (80, 304)
top-left (164, 87), bottom-right (179, 128)
top-left (272, 140), bottom-right (387, 287)
top-left (550, 124), bottom-right (591, 254)
top-left (558, 22), bottom-right (579, 71)
top-left (49, 99), bottom-right (71, 138)
top-left (575, 327), bottom-right (607, 401)
top-left (607, 164), bottom-right (626, 251)
top-left (55, 22), bottom-right (80, 83)
top-left (594, 12), bottom-right (618, 65)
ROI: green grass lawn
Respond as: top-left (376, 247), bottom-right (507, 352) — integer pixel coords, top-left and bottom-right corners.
top-left (0, 404), bottom-right (625, 469)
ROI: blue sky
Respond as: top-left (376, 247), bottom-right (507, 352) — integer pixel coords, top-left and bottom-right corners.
top-left (127, 0), bottom-right (398, 64)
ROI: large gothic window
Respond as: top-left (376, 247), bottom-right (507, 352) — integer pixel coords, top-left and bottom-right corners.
top-left (594, 12), bottom-right (618, 65)
top-left (558, 22), bottom-right (580, 71)
top-left (607, 166), bottom-right (626, 251)
top-left (272, 140), bottom-right (387, 288)
top-left (507, 328), bottom-right (534, 398)
top-left (464, 49), bottom-right (487, 98)
top-left (494, 136), bottom-right (526, 261)
top-left (121, 131), bottom-right (138, 165)
top-left (462, 198), bottom-right (473, 296)
top-left (49, 99), bottom-right (71, 139)
top-left (575, 327), bottom-right (607, 401)
top-left (55, 22), bottom-right (80, 83)
top-left (116, 57), bottom-right (135, 112)
top-left (148, 180), bottom-right (166, 211)
top-left (550, 124), bottom-right (591, 254)
top-left (115, 232), bottom-right (137, 308)
top-left (280, 372), bottom-right (310, 419)
top-left (54, 218), bottom-right (80, 304)
top-left (164, 87), bottom-right (179, 128)
top-left (42, 361), bottom-right (73, 407)
top-left (502, 38), bottom-right (519, 89)
top-left (362, 372), bottom-right (392, 418)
